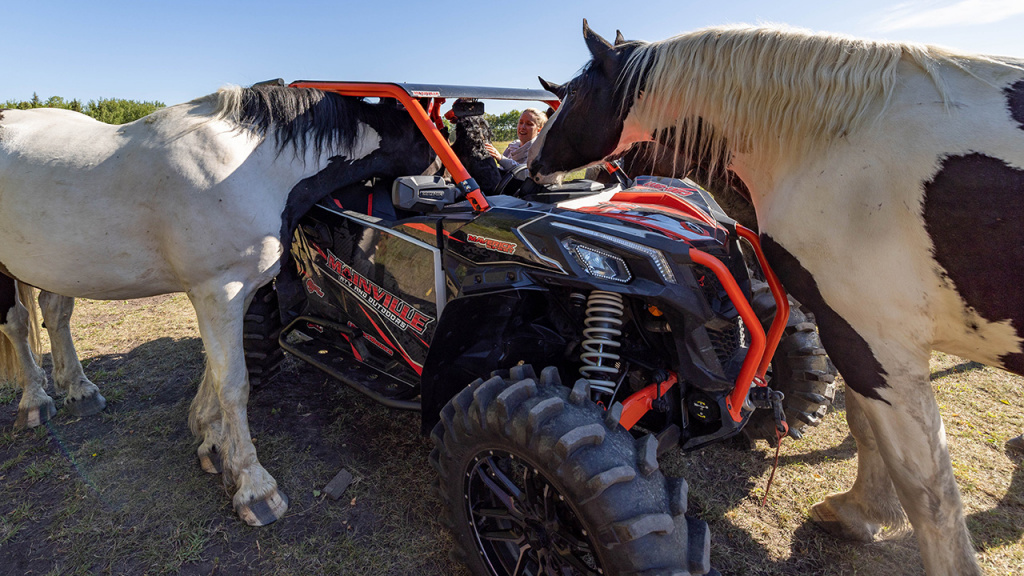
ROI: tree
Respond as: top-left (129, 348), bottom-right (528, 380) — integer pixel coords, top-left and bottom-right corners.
top-left (0, 95), bottom-right (164, 124)
top-left (483, 110), bottom-right (520, 141)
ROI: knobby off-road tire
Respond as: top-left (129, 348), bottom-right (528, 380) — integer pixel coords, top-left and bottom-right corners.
top-left (744, 280), bottom-right (838, 443)
top-left (430, 365), bottom-right (713, 576)
top-left (243, 282), bottom-right (285, 388)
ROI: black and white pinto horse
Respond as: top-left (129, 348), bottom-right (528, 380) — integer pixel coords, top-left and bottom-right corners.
top-left (0, 85), bottom-right (435, 525)
top-left (530, 21), bottom-right (1024, 576)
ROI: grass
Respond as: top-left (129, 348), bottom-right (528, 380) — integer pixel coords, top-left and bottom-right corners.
top-left (0, 295), bottom-right (1021, 575)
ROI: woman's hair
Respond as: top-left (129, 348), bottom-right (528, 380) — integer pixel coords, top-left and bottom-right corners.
top-left (520, 108), bottom-right (547, 128)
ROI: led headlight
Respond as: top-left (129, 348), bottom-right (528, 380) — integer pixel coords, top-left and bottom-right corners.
top-left (564, 240), bottom-right (632, 283)
top-left (551, 222), bottom-right (677, 283)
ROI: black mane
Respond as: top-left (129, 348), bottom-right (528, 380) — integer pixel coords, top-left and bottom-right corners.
top-left (229, 85), bottom-right (371, 158)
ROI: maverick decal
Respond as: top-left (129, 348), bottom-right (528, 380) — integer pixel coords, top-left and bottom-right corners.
top-left (363, 333), bottom-right (395, 356)
top-left (322, 249), bottom-right (435, 335)
top-left (466, 233), bottom-right (517, 254)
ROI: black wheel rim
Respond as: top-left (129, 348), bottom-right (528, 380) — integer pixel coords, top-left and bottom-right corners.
top-left (465, 450), bottom-right (603, 576)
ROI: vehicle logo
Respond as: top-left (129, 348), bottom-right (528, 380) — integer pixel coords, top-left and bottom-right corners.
top-left (684, 222), bottom-right (706, 235)
top-left (363, 333), bottom-right (394, 356)
top-left (305, 277), bottom-right (325, 297)
top-left (411, 91), bottom-right (441, 98)
top-left (322, 249), bottom-right (435, 335)
top-left (466, 233), bottom-right (517, 255)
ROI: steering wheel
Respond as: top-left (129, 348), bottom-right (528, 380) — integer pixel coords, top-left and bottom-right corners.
top-left (493, 163), bottom-right (531, 197)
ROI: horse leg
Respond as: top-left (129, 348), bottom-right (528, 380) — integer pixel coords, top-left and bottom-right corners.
top-left (809, 388), bottom-right (905, 541)
top-left (818, 346), bottom-right (980, 575)
top-left (187, 282), bottom-right (287, 526)
top-left (0, 278), bottom-right (55, 429)
top-left (190, 362), bottom-right (225, 474)
top-left (38, 291), bottom-right (106, 417)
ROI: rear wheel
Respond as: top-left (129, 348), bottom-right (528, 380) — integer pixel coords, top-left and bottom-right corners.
top-left (243, 282), bottom-right (285, 387)
top-left (744, 280), bottom-right (838, 443)
top-left (431, 364), bottom-right (713, 576)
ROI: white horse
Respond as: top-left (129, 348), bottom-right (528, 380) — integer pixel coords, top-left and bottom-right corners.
top-left (529, 22), bottom-right (1024, 576)
top-left (0, 84), bottom-right (436, 525)
top-left (0, 281), bottom-right (103, 428)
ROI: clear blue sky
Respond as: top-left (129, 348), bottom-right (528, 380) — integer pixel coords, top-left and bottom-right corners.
top-left (4, 1), bottom-right (1024, 115)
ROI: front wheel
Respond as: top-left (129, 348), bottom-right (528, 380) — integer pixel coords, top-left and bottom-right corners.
top-left (743, 280), bottom-right (837, 443)
top-left (243, 282), bottom-right (285, 387)
top-left (430, 365), bottom-right (713, 576)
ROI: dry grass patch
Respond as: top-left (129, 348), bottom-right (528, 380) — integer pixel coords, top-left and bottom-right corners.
top-left (0, 295), bottom-right (1021, 575)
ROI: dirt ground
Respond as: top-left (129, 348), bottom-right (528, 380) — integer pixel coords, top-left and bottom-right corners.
top-left (1, 294), bottom-right (1022, 575)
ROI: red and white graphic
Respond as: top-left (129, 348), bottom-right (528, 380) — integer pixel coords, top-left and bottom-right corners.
top-left (322, 249), bottom-right (435, 335)
top-left (466, 233), bottom-right (517, 254)
top-left (305, 277), bottom-right (325, 297)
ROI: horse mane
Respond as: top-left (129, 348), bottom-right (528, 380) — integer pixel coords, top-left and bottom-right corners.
top-left (194, 85), bottom-right (364, 157)
top-left (622, 24), bottom-right (974, 171)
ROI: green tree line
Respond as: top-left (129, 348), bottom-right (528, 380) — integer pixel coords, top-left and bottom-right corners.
top-left (483, 110), bottom-right (521, 141)
top-left (1, 93), bottom-right (165, 125)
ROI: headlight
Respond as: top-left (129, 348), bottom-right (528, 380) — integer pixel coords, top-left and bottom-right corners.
top-left (564, 240), bottom-right (632, 283)
top-left (551, 222), bottom-right (677, 283)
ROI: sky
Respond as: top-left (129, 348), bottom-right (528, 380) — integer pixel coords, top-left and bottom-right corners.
top-left (4, 0), bottom-right (1024, 115)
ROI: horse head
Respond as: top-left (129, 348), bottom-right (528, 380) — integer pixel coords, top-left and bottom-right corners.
top-left (529, 20), bottom-right (648, 182)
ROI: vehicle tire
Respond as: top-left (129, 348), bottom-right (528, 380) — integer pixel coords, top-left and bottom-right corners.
top-left (743, 280), bottom-right (838, 443)
top-left (430, 364), bottom-right (714, 576)
top-left (243, 282), bottom-right (285, 388)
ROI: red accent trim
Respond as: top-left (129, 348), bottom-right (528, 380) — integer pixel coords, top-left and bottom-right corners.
top-left (367, 191), bottom-right (373, 215)
top-left (289, 81), bottom-right (490, 213)
top-left (428, 98), bottom-right (447, 131)
top-left (610, 191), bottom-right (717, 227)
top-left (401, 222), bottom-right (462, 242)
top-left (340, 333), bottom-right (364, 362)
top-left (619, 373), bottom-right (677, 430)
top-left (359, 307), bottom-right (423, 376)
top-left (572, 208), bottom-right (690, 241)
top-left (333, 198), bottom-right (344, 210)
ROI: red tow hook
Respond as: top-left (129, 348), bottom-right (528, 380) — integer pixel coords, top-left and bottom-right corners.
top-left (619, 372), bottom-right (678, 430)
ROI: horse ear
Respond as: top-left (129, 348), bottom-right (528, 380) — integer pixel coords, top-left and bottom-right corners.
top-left (583, 19), bottom-right (613, 61)
top-left (538, 77), bottom-right (566, 99)
top-left (614, 30), bottom-right (626, 46)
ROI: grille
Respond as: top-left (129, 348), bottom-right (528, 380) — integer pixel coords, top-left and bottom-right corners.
top-left (694, 265), bottom-right (745, 371)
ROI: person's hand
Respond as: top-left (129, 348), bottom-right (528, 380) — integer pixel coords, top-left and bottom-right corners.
top-left (484, 142), bottom-right (501, 160)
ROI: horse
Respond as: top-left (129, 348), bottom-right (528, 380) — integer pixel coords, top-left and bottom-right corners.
top-left (0, 84), bottom-right (436, 525)
top-left (529, 21), bottom-right (1024, 576)
top-left (0, 282), bottom-right (104, 428)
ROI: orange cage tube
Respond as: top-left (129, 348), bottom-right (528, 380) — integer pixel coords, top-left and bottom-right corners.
top-left (288, 81), bottom-right (490, 212)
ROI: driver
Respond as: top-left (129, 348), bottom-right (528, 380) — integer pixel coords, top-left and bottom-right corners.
top-left (485, 108), bottom-right (547, 170)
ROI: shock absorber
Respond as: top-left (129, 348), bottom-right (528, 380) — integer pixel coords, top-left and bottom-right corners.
top-left (579, 291), bottom-right (624, 397)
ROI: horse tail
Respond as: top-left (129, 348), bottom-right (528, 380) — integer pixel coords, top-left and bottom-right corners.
top-left (0, 283), bottom-right (42, 385)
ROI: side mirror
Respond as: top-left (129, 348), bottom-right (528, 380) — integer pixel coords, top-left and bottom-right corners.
top-left (392, 175), bottom-right (458, 212)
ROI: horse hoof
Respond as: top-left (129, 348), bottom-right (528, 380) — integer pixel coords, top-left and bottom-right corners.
top-left (236, 489), bottom-right (289, 526)
top-left (809, 500), bottom-right (878, 542)
top-left (198, 450), bottom-right (222, 474)
top-left (65, 391), bottom-right (107, 418)
top-left (1007, 434), bottom-right (1024, 452)
top-left (15, 400), bottom-right (57, 429)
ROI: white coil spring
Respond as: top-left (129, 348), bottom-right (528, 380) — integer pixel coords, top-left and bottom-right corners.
top-left (579, 291), bottom-right (623, 396)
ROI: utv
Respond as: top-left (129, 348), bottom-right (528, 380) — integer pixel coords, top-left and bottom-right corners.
top-left (244, 82), bottom-right (836, 576)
